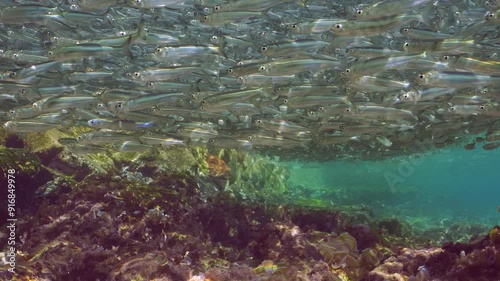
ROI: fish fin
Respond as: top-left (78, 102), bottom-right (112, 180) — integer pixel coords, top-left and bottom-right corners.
top-left (121, 35), bottom-right (134, 60)
top-left (418, 2), bottom-right (436, 30)
top-left (135, 17), bottom-right (148, 42)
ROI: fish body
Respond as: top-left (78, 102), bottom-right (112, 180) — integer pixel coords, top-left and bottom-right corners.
top-left (355, 0), bottom-right (432, 19)
top-left (259, 58), bottom-right (341, 76)
top-left (332, 14), bottom-right (424, 37)
top-left (416, 71), bottom-right (500, 88)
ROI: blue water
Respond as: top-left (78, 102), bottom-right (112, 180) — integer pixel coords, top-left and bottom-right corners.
top-left (286, 143), bottom-right (500, 229)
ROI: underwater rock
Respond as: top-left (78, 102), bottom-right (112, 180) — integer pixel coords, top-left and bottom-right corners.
top-left (207, 154), bottom-right (231, 179)
top-left (291, 209), bottom-right (340, 233)
top-left (348, 224), bottom-right (379, 250)
top-left (489, 225), bottom-right (500, 246)
top-left (377, 218), bottom-right (405, 236)
top-left (442, 223), bottom-right (489, 244)
top-left (365, 260), bottom-right (406, 281)
top-left (308, 261), bottom-right (342, 281)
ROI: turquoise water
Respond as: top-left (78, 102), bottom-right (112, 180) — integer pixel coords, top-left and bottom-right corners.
top-left (286, 143), bottom-right (500, 228)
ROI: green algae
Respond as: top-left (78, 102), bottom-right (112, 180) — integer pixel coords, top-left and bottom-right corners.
top-left (0, 145), bottom-right (41, 175)
top-left (224, 149), bottom-right (289, 203)
top-left (155, 146), bottom-right (200, 176)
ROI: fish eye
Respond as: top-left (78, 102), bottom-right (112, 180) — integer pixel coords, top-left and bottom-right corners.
top-left (479, 105), bottom-right (486, 110)
top-left (203, 16), bottom-right (209, 21)
top-left (485, 12), bottom-right (494, 20)
top-left (119, 31), bottom-right (126, 36)
top-left (345, 108), bottom-right (351, 113)
top-left (260, 46), bottom-right (267, 52)
top-left (309, 111), bottom-right (316, 116)
top-left (201, 100), bottom-right (206, 104)
top-left (481, 88), bottom-right (489, 94)
top-left (210, 35), bottom-right (217, 41)
top-left (356, 9), bottom-right (362, 15)
top-left (259, 65), bottom-right (266, 71)
top-left (318, 106), bottom-right (325, 111)
top-left (9, 71), bottom-right (16, 78)
top-left (441, 55), bottom-right (449, 61)
top-left (237, 61), bottom-right (244, 66)
top-left (89, 120), bottom-right (96, 125)
top-left (418, 73), bottom-right (424, 79)
top-left (77, 135), bottom-right (83, 141)
top-left (134, 0), bottom-right (141, 3)
top-left (9, 110), bottom-right (15, 115)
top-left (403, 42), bottom-right (410, 47)
top-left (237, 76), bottom-right (244, 82)
top-left (334, 23), bottom-right (343, 30)
top-left (450, 106), bottom-right (456, 111)
top-left (48, 51), bottom-right (53, 56)
top-left (133, 72), bottom-right (140, 77)
top-left (227, 68), bottom-right (234, 74)
top-left (401, 28), bottom-right (409, 33)
top-left (155, 47), bottom-right (161, 53)
top-left (256, 119), bottom-right (262, 124)
top-left (341, 69), bottom-right (350, 76)
top-left (214, 5), bottom-right (221, 11)
top-left (97, 103), bottom-right (105, 108)
top-left (146, 82), bottom-right (154, 87)
top-left (283, 98), bottom-right (289, 104)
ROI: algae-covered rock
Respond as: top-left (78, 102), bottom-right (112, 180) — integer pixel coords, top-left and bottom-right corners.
top-left (24, 129), bottom-right (64, 152)
top-left (207, 154), bottom-right (231, 179)
top-left (155, 146), bottom-right (200, 176)
top-left (224, 149), bottom-right (290, 203)
top-left (0, 146), bottom-right (41, 175)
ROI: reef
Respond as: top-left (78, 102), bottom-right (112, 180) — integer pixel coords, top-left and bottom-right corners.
top-left (1, 132), bottom-right (500, 281)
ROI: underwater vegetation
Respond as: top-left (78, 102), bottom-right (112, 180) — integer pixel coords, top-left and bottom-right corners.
top-left (1, 138), bottom-right (500, 281)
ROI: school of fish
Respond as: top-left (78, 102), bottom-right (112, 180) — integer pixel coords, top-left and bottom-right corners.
top-left (1, 0), bottom-right (499, 161)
